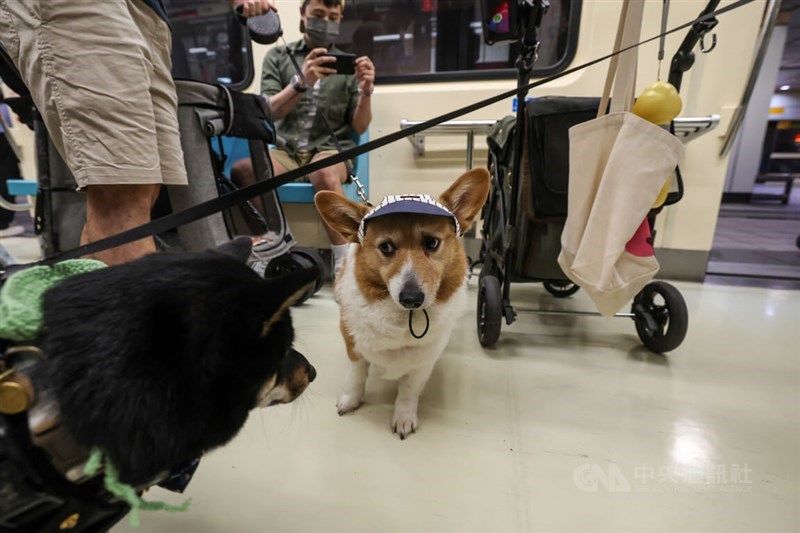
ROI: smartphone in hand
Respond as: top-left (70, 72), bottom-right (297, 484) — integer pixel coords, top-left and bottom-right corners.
top-left (324, 53), bottom-right (357, 75)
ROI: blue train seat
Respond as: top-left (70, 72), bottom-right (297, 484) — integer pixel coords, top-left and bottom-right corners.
top-left (6, 179), bottom-right (37, 196)
top-left (218, 131), bottom-right (370, 204)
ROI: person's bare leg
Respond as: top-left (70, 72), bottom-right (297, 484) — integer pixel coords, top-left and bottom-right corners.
top-left (231, 155), bottom-right (290, 188)
top-left (80, 183), bottom-right (160, 265)
top-left (307, 157), bottom-right (348, 246)
top-left (230, 158), bottom-right (265, 234)
top-left (266, 154), bottom-right (290, 180)
top-left (230, 158), bottom-right (256, 187)
top-left (231, 155), bottom-right (296, 236)
top-left (243, 151), bottom-right (343, 244)
top-left (308, 156), bottom-right (350, 278)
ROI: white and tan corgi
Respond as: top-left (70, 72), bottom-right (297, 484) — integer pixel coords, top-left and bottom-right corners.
top-left (314, 168), bottom-right (490, 439)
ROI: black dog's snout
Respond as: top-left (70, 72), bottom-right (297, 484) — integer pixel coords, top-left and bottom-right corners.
top-left (399, 280), bottom-right (425, 309)
top-left (283, 349), bottom-right (316, 384)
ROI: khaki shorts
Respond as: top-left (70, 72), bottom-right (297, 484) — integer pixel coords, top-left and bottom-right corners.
top-left (0, 0), bottom-right (188, 189)
top-left (270, 148), bottom-right (349, 183)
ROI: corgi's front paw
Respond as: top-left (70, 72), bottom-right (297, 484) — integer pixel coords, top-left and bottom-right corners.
top-left (336, 393), bottom-right (362, 415)
top-left (391, 406), bottom-right (418, 440)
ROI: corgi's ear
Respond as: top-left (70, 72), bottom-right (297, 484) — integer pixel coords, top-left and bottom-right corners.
top-left (314, 191), bottom-right (371, 242)
top-left (439, 168), bottom-right (491, 234)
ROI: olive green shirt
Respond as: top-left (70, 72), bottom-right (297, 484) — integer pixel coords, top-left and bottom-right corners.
top-left (261, 39), bottom-right (359, 155)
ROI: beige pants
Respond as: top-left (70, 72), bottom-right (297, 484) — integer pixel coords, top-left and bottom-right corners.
top-left (270, 148), bottom-right (349, 183)
top-left (0, 0), bottom-right (187, 189)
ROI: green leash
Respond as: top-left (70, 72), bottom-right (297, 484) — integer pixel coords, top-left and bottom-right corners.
top-left (84, 448), bottom-right (191, 527)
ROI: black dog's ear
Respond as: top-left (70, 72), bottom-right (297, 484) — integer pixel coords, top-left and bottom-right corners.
top-left (214, 237), bottom-right (253, 263)
top-left (260, 266), bottom-right (319, 336)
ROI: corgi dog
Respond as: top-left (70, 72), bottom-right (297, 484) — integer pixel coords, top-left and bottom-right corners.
top-left (314, 168), bottom-right (490, 439)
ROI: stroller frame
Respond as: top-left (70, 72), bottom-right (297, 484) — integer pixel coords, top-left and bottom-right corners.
top-left (473, 0), bottom-right (722, 353)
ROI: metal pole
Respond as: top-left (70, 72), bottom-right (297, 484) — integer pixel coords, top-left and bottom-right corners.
top-left (516, 308), bottom-right (636, 318)
top-left (719, 0), bottom-right (781, 156)
top-left (466, 130), bottom-right (474, 170)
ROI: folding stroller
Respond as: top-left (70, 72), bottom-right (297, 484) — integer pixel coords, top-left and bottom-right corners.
top-left (477, 97), bottom-right (688, 353)
top-left (474, 0), bottom-right (709, 353)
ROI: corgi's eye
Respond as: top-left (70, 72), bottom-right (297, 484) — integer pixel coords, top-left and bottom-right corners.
top-left (378, 241), bottom-right (396, 256)
top-left (424, 237), bottom-right (440, 251)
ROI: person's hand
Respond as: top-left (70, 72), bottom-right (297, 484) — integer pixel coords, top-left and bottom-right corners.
top-left (301, 48), bottom-right (337, 87)
top-left (236, 0), bottom-right (277, 17)
top-left (355, 56), bottom-right (375, 96)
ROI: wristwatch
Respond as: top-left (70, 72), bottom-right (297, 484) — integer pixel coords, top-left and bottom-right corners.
top-left (290, 74), bottom-right (307, 93)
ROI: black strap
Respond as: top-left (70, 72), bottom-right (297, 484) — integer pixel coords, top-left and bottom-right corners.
top-left (283, 40), bottom-right (357, 181)
top-left (20, 0), bottom-right (751, 268)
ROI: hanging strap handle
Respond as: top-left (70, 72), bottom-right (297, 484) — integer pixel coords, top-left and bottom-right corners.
top-left (598, 0), bottom-right (646, 117)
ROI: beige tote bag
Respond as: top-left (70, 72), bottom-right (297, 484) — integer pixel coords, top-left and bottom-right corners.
top-left (557, 0), bottom-right (684, 317)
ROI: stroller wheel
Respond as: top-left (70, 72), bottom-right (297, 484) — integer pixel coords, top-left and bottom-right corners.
top-left (543, 280), bottom-right (580, 298)
top-left (264, 251), bottom-right (320, 305)
top-left (477, 275), bottom-right (503, 347)
top-left (632, 281), bottom-right (688, 353)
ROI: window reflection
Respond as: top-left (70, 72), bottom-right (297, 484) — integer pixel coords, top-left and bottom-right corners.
top-left (165, 0), bottom-right (252, 89)
top-left (337, 0), bottom-right (579, 81)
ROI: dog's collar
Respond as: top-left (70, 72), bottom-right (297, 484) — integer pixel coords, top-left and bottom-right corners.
top-left (357, 194), bottom-right (460, 244)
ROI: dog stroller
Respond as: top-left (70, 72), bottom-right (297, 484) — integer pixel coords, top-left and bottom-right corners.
top-left (167, 78), bottom-right (326, 302)
top-left (474, 0), bottom-right (706, 353)
top-left (0, 31), bottom-right (325, 304)
top-left (477, 97), bottom-right (688, 353)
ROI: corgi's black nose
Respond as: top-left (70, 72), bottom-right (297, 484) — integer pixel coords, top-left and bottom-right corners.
top-left (400, 283), bottom-right (425, 309)
top-left (308, 363), bottom-right (317, 382)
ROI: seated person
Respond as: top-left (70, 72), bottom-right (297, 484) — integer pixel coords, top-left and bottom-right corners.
top-left (231, 0), bottom-right (375, 277)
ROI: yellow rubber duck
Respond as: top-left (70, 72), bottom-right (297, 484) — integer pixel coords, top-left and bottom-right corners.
top-left (633, 81), bottom-right (682, 208)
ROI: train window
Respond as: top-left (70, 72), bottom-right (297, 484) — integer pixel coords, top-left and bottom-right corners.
top-left (338, 0), bottom-right (581, 83)
top-left (165, 0), bottom-right (254, 90)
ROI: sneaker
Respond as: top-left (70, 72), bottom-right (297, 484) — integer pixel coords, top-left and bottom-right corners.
top-left (251, 231), bottom-right (280, 248)
top-left (0, 225), bottom-right (24, 238)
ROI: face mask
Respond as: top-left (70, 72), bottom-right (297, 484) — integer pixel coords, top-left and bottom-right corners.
top-left (304, 17), bottom-right (340, 48)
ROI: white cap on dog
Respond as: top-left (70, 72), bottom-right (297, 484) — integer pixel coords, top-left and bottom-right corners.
top-left (357, 194), bottom-right (461, 244)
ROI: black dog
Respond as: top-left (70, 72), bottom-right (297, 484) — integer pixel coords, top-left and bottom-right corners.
top-left (37, 239), bottom-right (316, 486)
